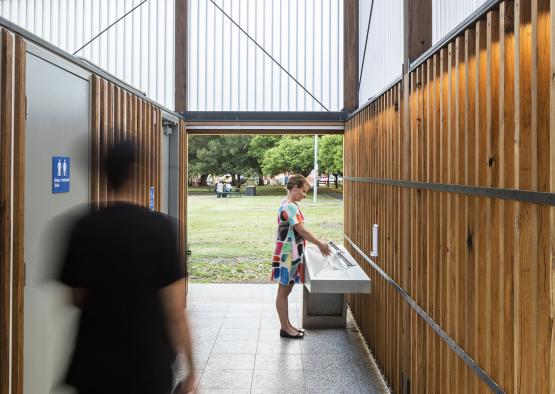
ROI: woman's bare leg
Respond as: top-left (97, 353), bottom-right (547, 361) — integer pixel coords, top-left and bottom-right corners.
top-left (276, 283), bottom-right (298, 335)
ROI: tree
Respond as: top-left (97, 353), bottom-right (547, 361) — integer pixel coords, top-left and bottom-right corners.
top-left (248, 136), bottom-right (282, 184)
top-left (188, 136), bottom-right (258, 185)
top-left (188, 135), bottom-right (218, 185)
top-left (261, 136), bottom-right (314, 176)
top-left (318, 135), bottom-right (343, 187)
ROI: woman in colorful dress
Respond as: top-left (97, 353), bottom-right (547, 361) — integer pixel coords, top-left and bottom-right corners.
top-left (272, 174), bottom-right (331, 338)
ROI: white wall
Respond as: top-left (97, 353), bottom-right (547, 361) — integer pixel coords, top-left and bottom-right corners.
top-left (432, 0), bottom-right (489, 43)
top-left (358, 0), bottom-right (403, 106)
top-left (0, 0), bottom-right (175, 110)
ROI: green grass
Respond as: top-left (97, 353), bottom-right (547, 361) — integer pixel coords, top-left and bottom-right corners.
top-left (187, 186), bottom-right (343, 283)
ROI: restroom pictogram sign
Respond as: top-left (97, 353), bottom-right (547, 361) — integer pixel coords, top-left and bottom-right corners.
top-left (52, 156), bottom-right (70, 193)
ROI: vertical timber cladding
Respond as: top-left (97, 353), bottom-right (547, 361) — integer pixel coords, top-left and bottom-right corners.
top-left (344, 0), bottom-right (555, 392)
top-left (91, 76), bottom-right (188, 302)
top-left (90, 75), bottom-right (162, 209)
top-left (179, 119), bottom-right (188, 298)
top-left (0, 28), bottom-right (25, 394)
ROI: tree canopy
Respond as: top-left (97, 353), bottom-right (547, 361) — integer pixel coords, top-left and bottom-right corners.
top-left (188, 134), bottom-right (343, 183)
top-left (261, 136), bottom-right (315, 176)
top-left (318, 135), bottom-right (343, 175)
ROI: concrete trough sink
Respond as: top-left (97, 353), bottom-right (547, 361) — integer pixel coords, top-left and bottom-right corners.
top-left (304, 243), bottom-right (371, 294)
top-left (302, 242), bottom-right (371, 329)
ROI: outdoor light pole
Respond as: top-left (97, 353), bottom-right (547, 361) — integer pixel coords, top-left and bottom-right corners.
top-left (313, 134), bottom-right (318, 203)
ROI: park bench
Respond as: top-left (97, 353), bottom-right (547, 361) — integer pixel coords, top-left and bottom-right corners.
top-left (215, 190), bottom-right (242, 198)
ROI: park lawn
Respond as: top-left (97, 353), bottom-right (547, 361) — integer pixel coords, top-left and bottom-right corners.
top-left (187, 188), bottom-right (343, 283)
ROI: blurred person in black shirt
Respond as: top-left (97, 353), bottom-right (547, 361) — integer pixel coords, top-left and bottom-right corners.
top-left (60, 140), bottom-right (195, 394)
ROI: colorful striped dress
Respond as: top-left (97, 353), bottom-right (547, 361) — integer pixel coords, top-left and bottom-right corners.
top-left (272, 199), bottom-right (306, 285)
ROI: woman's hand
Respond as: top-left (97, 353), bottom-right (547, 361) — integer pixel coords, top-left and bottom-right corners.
top-left (317, 241), bottom-right (331, 256)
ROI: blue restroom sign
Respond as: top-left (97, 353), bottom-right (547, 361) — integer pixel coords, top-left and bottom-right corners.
top-left (149, 186), bottom-right (155, 211)
top-left (52, 156), bottom-right (70, 193)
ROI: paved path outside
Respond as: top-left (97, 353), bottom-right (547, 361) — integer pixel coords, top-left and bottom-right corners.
top-left (176, 284), bottom-right (390, 393)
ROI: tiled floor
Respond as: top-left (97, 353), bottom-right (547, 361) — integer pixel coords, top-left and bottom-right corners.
top-left (174, 284), bottom-right (389, 393)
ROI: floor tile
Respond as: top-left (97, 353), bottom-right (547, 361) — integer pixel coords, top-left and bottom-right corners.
top-left (251, 389), bottom-right (305, 394)
top-left (257, 339), bottom-right (302, 354)
top-left (258, 328), bottom-right (284, 341)
top-left (302, 353), bottom-right (352, 370)
top-left (189, 316), bottom-right (224, 329)
top-left (217, 328), bottom-right (260, 341)
top-left (197, 389), bottom-right (250, 394)
top-left (304, 368), bottom-right (361, 393)
top-left (191, 303), bottom-right (230, 313)
top-left (300, 337), bottom-right (353, 354)
top-left (190, 336), bottom-right (217, 353)
top-left (254, 353), bottom-right (304, 370)
top-left (211, 338), bottom-right (258, 354)
top-left (188, 310), bottom-right (227, 318)
top-left (205, 353), bottom-right (256, 370)
top-left (197, 369), bottom-right (253, 390)
top-left (251, 369), bottom-right (305, 390)
top-left (260, 316), bottom-right (301, 329)
top-left (221, 317), bottom-right (260, 329)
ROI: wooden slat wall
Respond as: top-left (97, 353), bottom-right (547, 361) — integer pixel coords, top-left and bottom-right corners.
top-left (179, 119), bottom-right (188, 299)
top-left (91, 75), bottom-right (189, 302)
top-left (0, 28), bottom-right (25, 394)
top-left (344, 1), bottom-right (555, 392)
top-left (90, 75), bottom-right (162, 210)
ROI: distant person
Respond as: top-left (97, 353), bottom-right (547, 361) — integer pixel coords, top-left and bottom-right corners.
top-left (272, 174), bottom-right (330, 338)
top-left (224, 182), bottom-right (232, 196)
top-left (216, 180), bottom-right (224, 198)
top-left (60, 140), bottom-right (195, 394)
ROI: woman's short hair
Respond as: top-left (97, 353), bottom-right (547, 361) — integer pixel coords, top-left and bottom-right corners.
top-left (286, 174), bottom-right (309, 190)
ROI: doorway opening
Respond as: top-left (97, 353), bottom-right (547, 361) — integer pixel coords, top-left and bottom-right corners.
top-left (186, 134), bottom-right (344, 285)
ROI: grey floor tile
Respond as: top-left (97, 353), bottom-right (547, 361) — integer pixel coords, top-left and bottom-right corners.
top-left (227, 304), bottom-right (263, 313)
top-left (251, 369), bottom-right (305, 390)
top-left (251, 389), bottom-right (305, 394)
top-left (302, 353), bottom-right (352, 370)
top-left (258, 328), bottom-right (284, 341)
top-left (351, 359), bottom-right (390, 393)
top-left (306, 388), bottom-right (363, 394)
top-left (300, 338), bottom-right (353, 354)
top-left (212, 338), bottom-right (258, 354)
top-left (304, 368), bottom-right (362, 393)
top-left (190, 327), bottom-right (220, 342)
top-left (191, 303), bottom-right (231, 313)
top-left (221, 317), bottom-right (261, 329)
top-left (218, 328), bottom-right (260, 341)
top-left (205, 353), bottom-right (256, 370)
top-left (257, 339), bottom-right (302, 354)
top-left (259, 316), bottom-right (282, 329)
top-left (197, 369), bottom-right (253, 390)
top-left (188, 310), bottom-right (227, 318)
top-left (260, 316), bottom-right (301, 329)
top-left (189, 316), bottom-right (224, 329)
top-left (197, 389), bottom-right (250, 394)
top-left (191, 336), bottom-right (217, 353)
top-left (254, 353), bottom-right (303, 370)
top-left (193, 353), bottom-right (211, 369)
top-left (226, 304), bottom-right (263, 318)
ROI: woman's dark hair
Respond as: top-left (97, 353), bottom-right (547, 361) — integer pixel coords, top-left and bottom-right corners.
top-left (105, 139), bottom-right (137, 190)
top-left (286, 174), bottom-right (309, 190)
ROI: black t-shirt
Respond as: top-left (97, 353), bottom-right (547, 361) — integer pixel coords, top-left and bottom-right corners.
top-left (60, 203), bottom-right (184, 394)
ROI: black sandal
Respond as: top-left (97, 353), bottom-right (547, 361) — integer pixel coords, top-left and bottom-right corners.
top-left (280, 329), bottom-right (304, 339)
